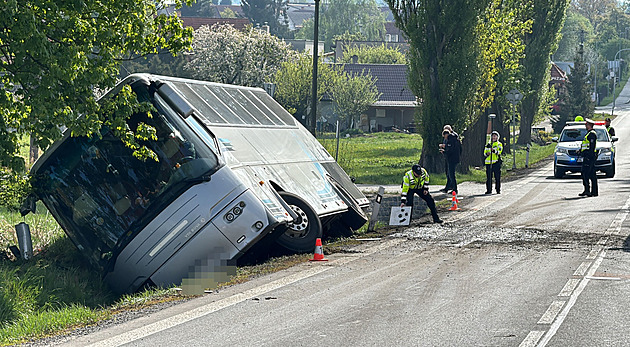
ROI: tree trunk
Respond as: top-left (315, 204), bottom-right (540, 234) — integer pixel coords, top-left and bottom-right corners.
top-left (460, 114), bottom-right (489, 169)
top-left (29, 135), bottom-right (38, 166)
top-left (518, 94), bottom-right (536, 145)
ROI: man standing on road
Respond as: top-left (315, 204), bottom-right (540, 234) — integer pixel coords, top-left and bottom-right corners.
top-left (605, 118), bottom-right (615, 137)
top-left (440, 129), bottom-right (461, 194)
top-left (484, 131), bottom-right (503, 194)
top-left (439, 125), bottom-right (454, 193)
top-left (579, 118), bottom-right (598, 197)
top-left (401, 164), bottom-right (443, 223)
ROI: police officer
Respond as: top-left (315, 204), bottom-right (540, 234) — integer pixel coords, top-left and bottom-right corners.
top-left (484, 131), bottom-right (503, 194)
top-left (400, 164), bottom-right (443, 223)
top-left (579, 118), bottom-right (598, 197)
top-left (605, 118), bottom-right (615, 137)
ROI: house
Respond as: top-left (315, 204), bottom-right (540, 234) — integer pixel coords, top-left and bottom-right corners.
top-left (320, 63), bottom-right (417, 132)
top-left (550, 62), bottom-right (569, 114)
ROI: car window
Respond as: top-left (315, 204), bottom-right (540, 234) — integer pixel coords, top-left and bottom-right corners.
top-left (560, 128), bottom-right (610, 142)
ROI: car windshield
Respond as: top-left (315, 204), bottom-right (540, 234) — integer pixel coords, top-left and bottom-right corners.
top-left (31, 93), bottom-right (219, 271)
top-left (559, 128), bottom-right (609, 142)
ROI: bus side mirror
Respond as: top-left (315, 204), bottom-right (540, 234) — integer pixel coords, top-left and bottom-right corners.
top-left (19, 195), bottom-right (37, 217)
top-left (551, 137), bottom-right (558, 142)
top-left (612, 136), bottom-right (619, 142)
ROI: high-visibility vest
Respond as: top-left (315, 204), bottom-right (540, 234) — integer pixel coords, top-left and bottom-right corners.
top-left (580, 129), bottom-right (597, 152)
top-left (401, 168), bottom-right (429, 203)
top-left (484, 141), bottom-right (503, 165)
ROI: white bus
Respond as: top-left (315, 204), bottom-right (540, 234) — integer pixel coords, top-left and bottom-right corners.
top-left (27, 74), bottom-right (368, 293)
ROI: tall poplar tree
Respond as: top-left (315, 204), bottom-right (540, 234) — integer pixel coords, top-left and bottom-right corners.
top-left (518, 0), bottom-right (570, 145)
top-left (387, 0), bottom-right (488, 171)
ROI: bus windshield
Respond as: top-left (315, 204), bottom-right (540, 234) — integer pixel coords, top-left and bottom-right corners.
top-left (32, 93), bottom-right (220, 270)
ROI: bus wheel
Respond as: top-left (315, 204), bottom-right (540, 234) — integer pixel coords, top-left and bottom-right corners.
top-left (276, 192), bottom-right (322, 253)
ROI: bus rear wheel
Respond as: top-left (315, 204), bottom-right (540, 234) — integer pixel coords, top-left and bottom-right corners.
top-left (275, 192), bottom-right (322, 253)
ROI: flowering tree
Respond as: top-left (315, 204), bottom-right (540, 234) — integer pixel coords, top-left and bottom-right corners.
top-left (185, 24), bottom-right (297, 87)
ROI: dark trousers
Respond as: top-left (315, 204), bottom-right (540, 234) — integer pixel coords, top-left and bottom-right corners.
top-left (581, 159), bottom-right (598, 195)
top-left (407, 189), bottom-right (439, 221)
top-left (446, 161), bottom-right (458, 193)
top-left (443, 160), bottom-right (449, 189)
top-left (486, 162), bottom-right (501, 193)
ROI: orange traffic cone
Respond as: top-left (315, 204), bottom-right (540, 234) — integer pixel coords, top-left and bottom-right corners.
top-left (449, 191), bottom-right (461, 211)
top-left (309, 238), bottom-right (328, 261)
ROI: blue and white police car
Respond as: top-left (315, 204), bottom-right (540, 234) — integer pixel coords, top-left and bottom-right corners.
top-left (552, 122), bottom-right (617, 178)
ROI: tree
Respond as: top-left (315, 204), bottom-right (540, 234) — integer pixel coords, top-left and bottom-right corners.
top-left (241, 0), bottom-right (290, 38)
top-left (273, 55), bottom-right (337, 126)
top-left (340, 44), bottom-right (407, 64)
top-left (180, 0), bottom-right (220, 16)
top-left (571, 0), bottom-right (616, 25)
top-left (387, 0), bottom-right (488, 171)
top-left (0, 0), bottom-right (193, 171)
top-left (563, 44), bottom-right (594, 124)
top-left (184, 24), bottom-right (297, 87)
top-left (518, 0), bottom-right (570, 145)
top-left (296, 0), bottom-right (386, 49)
top-left (554, 10), bottom-right (593, 61)
top-left (121, 52), bottom-right (190, 79)
top-left (220, 8), bottom-right (238, 18)
top-left (330, 70), bottom-right (380, 127)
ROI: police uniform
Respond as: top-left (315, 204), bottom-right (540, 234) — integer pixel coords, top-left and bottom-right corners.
top-left (579, 119), bottom-right (598, 197)
top-left (401, 164), bottom-right (442, 223)
top-left (484, 132), bottom-right (503, 194)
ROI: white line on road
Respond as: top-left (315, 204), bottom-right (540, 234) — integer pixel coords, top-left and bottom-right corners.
top-left (86, 239), bottom-right (404, 347)
top-left (573, 262), bottom-right (591, 277)
top-left (519, 331), bottom-right (545, 347)
top-left (558, 278), bottom-right (580, 297)
top-left (537, 301), bottom-right (565, 325)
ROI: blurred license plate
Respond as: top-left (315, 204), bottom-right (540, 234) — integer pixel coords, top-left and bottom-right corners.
top-left (577, 157), bottom-right (583, 163)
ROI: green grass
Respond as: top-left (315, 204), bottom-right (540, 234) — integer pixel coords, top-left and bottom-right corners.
top-left (319, 133), bottom-right (555, 185)
top-left (319, 132), bottom-right (423, 184)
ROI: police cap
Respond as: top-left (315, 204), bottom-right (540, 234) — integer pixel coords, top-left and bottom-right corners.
top-left (412, 164), bottom-right (422, 175)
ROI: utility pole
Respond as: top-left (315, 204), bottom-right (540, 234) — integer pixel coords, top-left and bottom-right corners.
top-left (309, 0), bottom-right (321, 136)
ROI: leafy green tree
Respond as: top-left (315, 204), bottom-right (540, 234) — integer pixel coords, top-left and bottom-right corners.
top-left (571, 0), bottom-right (616, 25)
top-left (220, 7), bottom-right (238, 18)
top-left (330, 70), bottom-right (380, 127)
top-left (518, 0), bottom-right (570, 145)
top-left (121, 52), bottom-right (190, 79)
top-left (387, 0), bottom-right (488, 171)
top-left (273, 55), bottom-right (337, 126)
top-left (241, 0), bottom-right (290, 38)
top-left (340, 44), bottom-right (407, 64)
top-left (184, 24), bottom-right (297, 87)
top-left (180, 0), bottom-right (220, 16)
top-left (0, 0), bottom-right (193, 172)
top-left (554, 10), bottom-right (593, 61)
top-left (296, 0), bottom-right (386, 49)
top-left (563, 44), bottom-right (594, 123)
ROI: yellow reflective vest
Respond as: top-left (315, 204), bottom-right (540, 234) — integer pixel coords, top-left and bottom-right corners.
top-left (401, 168), bottom-right (429, 203)
top-left (484, 141), bottom-right (503, 165)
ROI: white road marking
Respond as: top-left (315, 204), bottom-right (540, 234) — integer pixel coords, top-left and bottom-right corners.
top-left (521, 193), bottom-right (630, 347)
top-left (558, 279), bottom-right (580, 297)
top-left (585, 276), bottom-right (622, 281)
top-left (537, 301), bottom-right (565, 325)
top-left (573, 262), bottom-right (591, 277)
top-left (86, 239), bottom-right (403, 347)
top-left (519, 331), bottom-right (545, 347)
top-left (538, 250), bottom-right (606, 346)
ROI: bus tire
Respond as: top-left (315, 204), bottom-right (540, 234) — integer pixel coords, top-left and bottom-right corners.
top-left (275, 192), bottom-right (322, 253)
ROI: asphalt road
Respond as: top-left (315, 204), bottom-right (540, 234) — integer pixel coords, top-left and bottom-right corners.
top-left (54, 101), bottom-right (630, 346)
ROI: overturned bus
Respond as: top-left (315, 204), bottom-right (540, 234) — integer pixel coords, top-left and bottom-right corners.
top-left (27, 74), bottom-right (368, 293)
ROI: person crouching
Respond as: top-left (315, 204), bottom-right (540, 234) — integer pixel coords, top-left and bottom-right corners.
top-left (400, 164), bottom-right (443, 223)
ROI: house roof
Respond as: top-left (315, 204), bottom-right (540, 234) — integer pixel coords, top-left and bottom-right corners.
top-left (551, 62), bottom-right (567, 82)
top-left (180, 17), bottom-right (251, 30)
top-left (341, 64), bottom-right (416, 106)
top-left (286, 4), bottom-right (315, 29)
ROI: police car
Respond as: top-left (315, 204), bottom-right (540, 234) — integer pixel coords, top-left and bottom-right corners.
top-left (552, 121), bottom-right (618, 178)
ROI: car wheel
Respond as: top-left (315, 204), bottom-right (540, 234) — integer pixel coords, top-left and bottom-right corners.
top-left (275, 192), bottom-right (322, 253)
top-left (605, 165), bottom-right (615, 178)
top-left (554, 164), bottom-right (564, 178)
